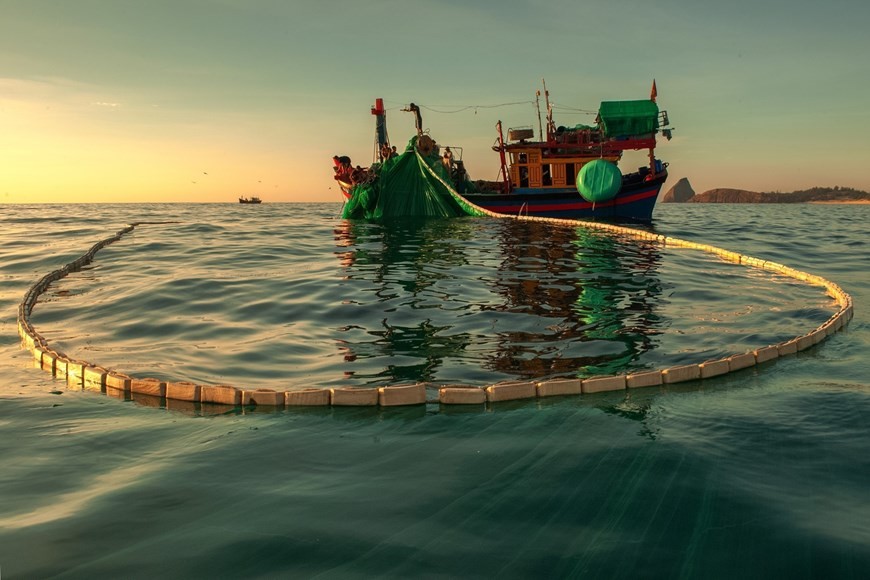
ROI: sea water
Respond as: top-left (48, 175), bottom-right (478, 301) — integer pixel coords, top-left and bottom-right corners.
top-left (0, 203), bottom-right (867, 578)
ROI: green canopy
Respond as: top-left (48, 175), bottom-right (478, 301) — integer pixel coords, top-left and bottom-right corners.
top-left (598, 100), bottom-right (659, 138)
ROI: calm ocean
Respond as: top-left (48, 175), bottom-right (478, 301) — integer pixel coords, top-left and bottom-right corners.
top-left (0, 202), bottom-right (867, 578)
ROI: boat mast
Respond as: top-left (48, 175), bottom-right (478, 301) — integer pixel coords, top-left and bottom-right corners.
top-left (535, 90), bottom-right (544, 141)
top-left (542, 78), bottom-right (554, 141)
top-left (648, 80), bottom-right (658, 177)
top-left (495, 121), bottom-right (511, 193)
top-left (371, 98), bottom-right (389, 162)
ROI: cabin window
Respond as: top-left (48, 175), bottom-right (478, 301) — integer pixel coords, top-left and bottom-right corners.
top-left (519, 166), bottom-right (529, 188)
top-left (565, 163), bottom-right (576, 187)
top-left (542, 164), bottom-right (552, 186)
top-left (518, 152), bottom-right (528, 163)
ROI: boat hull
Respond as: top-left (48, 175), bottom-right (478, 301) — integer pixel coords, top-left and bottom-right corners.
top-left (462, 173), bottom-right (666, 222)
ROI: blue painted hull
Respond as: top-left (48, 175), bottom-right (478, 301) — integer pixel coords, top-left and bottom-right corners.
top-left (462, 172), bottom-right (667, 222)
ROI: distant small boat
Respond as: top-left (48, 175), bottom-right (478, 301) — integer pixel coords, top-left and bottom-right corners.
top-left (239, 196), bottom-right (262, 204)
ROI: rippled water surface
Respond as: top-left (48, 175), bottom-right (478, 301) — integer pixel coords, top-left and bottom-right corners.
top-left (1, 203), bottom-right (868, 578)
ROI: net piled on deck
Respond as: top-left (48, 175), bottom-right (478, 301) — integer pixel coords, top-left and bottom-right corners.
top-left (341, 136), bottom-right (481, 220)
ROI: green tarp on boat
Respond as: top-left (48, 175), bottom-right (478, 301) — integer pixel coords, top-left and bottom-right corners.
top-left (598, 100), bottom-right (659, 138)
top-left (342, 137), bottom-right (484, 220)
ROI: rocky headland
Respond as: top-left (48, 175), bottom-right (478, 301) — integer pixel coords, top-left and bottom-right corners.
top-left (662, 178), bottom-right (870, 203)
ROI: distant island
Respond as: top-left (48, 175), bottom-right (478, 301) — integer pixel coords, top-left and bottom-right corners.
top-left (662, 178), bottom-right (870, 203)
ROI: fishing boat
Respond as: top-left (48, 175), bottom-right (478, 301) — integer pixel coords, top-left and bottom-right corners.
top-left (335, 81), bottom-right (673, 222)
top-left (239, 196), bottom-right (262, 204)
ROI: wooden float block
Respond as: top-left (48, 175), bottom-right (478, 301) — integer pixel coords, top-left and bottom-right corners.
top-left (796, 334), bottom-right (815, 351)
top-left (824, 284), bottom-right (842, 299)
top-left (662, 365), bottom-right (701, 384)
top-left (792, 270), bottom-right (812, 282)
top-left (741, 256), bottom-right (764, 267)
top-left (582, 375), bottom-right (627, 393)
top-left (131, 377), bottom-right (167, 398)
top-left (378, 384), bottom-right (426, 406)
top-left (485, 381), bottom-right (537, 402)
top-left (699, 359), bottom-right (730, 379)
top-left (818, 325), bottom-right (835, 339)
top-left (40, 351), bottom-right (57, 374)
top-left (713, 249), bottom-right (741, 263)
top-left (165, 381), bottom-right (201, 402)
top-left (536, 378), bottom-right (583, 398)
top-left (24, 334), bottom-right (42, 357)
top-left (754, 346), bottom-right (780, 364)
top-left (84, 365), bottom-right (109, 387)
top-left (774, 266), bottom-right (798, 278)
top-left (54, 357), bottom-right (70, 380)
top-left (777, 340), bottom-right (799, 356)
top-left (439, 387), bottom-right (486, 405)
top-left (241, 388), bottom-right (284, 407)
top-left (83, 366), bottom-right (108, 390)
top-left (762, 261), bottom-right (788, 273)
top-left (810, 328), bottom-right (827, 344)
top-left (67, 361), bottom-right (87, 388)
top-left (671, 240), bottom-right (700, 250)
top-left (330, 388), bottom-right (379, 406)
top-left (626, 370), bottom-right (663, 389)
top-left (285, 389), bottom-right (330, 406)
top-left (106, 372), bottom-right (132, 391)
top-left (19, 321), bottom-right (34, 341)
top-left (28, 344), bottom-right (42, 361)
top-left (201, 384), bottom-right (240, 405)
top-left (728, 353), bottom-right (756, 372)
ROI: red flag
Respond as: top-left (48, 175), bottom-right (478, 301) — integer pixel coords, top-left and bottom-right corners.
top-left (650, 79), bottom-right (658, 102)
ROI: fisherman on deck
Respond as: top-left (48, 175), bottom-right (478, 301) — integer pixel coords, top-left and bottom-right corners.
top-left (333, 155), bottom-right (354, 183)
top-left (442, 146), bottom-right (454, 172)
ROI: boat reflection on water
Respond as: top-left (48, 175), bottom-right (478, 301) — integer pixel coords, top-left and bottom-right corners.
top-left (332, 218), bottom-right (666, 386)
top-left (484, 219), bottom-right (665, 380)
top-left (333, 218), bottom-right (477, 385)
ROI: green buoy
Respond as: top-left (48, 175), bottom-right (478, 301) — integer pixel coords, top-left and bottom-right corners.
top-left (576, 159), bottom-right (622, 203)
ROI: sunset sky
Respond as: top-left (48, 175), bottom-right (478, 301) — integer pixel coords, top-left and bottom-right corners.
top-left (2, 0), bottom-right (869, 204)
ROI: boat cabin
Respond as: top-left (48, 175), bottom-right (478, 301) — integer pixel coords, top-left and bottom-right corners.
top-left (497, 99), bottom-right (668, 192)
